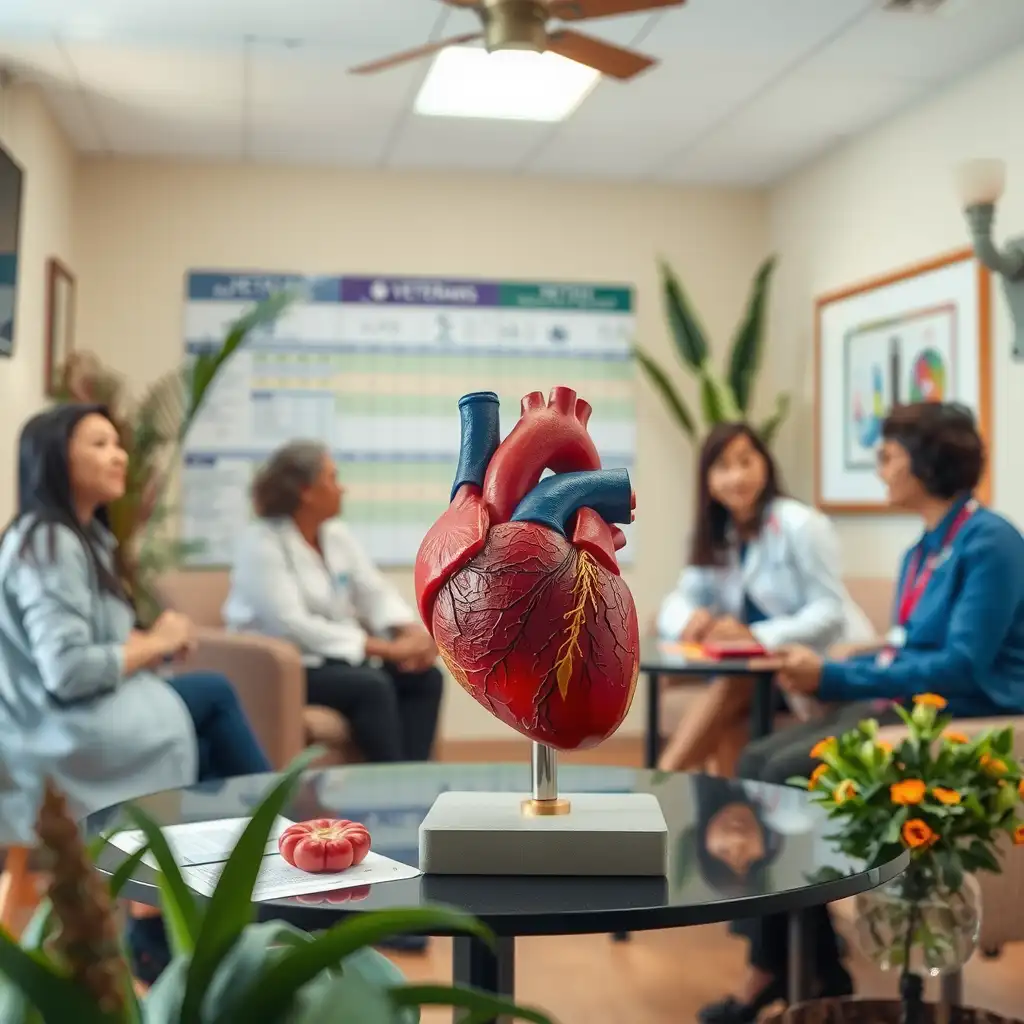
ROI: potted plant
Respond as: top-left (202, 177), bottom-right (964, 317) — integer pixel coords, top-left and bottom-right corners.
top-left (58, 292), bottom-right (296, 623)
top-left (633, 256), bottom-right (789, 446)
top-left (792, 695), bottom-right (1024, 1019)
top-left (0, 747), bottom-right (555, 1023)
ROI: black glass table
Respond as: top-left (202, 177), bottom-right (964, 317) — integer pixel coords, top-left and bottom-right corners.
top-left (641, 639), bottom-right (779, 767)
top-left (86, 764), bottom-right (907, 1022)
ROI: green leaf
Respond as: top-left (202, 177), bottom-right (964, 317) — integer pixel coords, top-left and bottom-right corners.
top-left (631, 345), bottom-right (697, 438)
top-left (0, 928), bottom-right (112, 1024)
top-left (217, 906), bottom-right (496, 1024)
top-left (757, 392), bottom-right (791, 446)
top-left (288, 962), bottom-right (396, 1024)
top-left (391, 984), bottom-right (556, 1024)
top-left (181, 745), bottom-right (323, 1024)
top-left (123, 805), bottom-right (201, 958)
top-left (697, 364), bottom-right (740, 425)
top-left (658, 259), bottom-right (709, 370)
top-left (727, 255), bottom-right (776, 412)
top-left (109, 843), bottom-right (151, 899)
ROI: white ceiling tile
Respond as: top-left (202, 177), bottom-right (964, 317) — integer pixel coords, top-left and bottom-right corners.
top-left (386, 115), bottom-right (554, 172)
top-left (800, 1), bottom-right (1024, 82)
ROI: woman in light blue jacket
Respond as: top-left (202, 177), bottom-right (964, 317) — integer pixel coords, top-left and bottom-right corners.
top-left (656, 423), bottom-right (871, 774)
top-left (0, 404), bottom-right (269, 983)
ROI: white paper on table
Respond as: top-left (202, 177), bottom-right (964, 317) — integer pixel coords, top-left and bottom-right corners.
top-left (180, 850), bottom-right (422, 901)
top-left (109, 816), bottom-right (295, 870)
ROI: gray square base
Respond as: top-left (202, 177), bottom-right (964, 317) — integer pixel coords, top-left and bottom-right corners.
top-left (418, 791), bottom-right (668, 876)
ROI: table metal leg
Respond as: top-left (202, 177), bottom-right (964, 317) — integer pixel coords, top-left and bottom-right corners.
top-left (787, 911), bottom-right (815, 1006)
top-left (645, 671), bottom-right (661, 769)
top-left (940, 969), bottom-right (963, 1009)
top-left (750, 672), bottom-right (774, 741)
top-left (452, 935), bottom-right (515, 1023)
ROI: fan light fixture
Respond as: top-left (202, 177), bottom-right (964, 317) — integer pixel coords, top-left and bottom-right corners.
top-left (414, 46), bottom-right (600, 122)
top-left (955, 159), bottom-right (1024, 357)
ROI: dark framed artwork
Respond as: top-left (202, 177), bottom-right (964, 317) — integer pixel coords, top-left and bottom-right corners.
top-left (45, 256), bottom-right (76, 397)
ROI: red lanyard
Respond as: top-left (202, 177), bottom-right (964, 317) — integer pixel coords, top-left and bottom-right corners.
top-left (896, 501), bottom-right (976, 626)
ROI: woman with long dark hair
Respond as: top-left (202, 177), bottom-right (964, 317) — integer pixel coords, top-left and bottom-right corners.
top-left (0, 404), bottom-right (270, 982)
top-left (656, 422), bottom-right (872, 774)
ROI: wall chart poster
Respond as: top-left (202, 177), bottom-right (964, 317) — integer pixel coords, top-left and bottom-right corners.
top-left (181, 272), bottom-right (636, 567)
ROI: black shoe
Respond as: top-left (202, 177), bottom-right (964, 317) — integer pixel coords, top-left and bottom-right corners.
top-left (698, 977), bottom-right (786, 1024)
top-left (125, 915), bottom-right (172, 986)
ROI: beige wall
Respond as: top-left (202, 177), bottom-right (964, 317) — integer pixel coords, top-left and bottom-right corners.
top-left (768, 42), bottom-right (1024, 574)
top-left (0, 87), bottom-right (76, 521)
top-left (72, 160), bottom-right (770, 736)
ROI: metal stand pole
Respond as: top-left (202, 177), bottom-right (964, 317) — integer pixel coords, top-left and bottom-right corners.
top-left (521, 742), bottom-right (571, 816)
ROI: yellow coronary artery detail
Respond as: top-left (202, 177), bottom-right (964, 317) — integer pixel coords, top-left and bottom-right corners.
top-left (553, 551), bottom-right (599, 700)
top-left (438, 646), bottom-right (473, 695)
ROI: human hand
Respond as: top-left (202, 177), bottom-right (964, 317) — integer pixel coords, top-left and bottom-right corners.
top-left (704, 616), bottom-right (754, 643)
top-left (151, 611), bottom-right (195, 658)
top-left (680, 608), bottom-right (714, 643)
top-left (775, 645), bottom-right (824, 696)
top-left (390, 628), bottom-right (438, 673)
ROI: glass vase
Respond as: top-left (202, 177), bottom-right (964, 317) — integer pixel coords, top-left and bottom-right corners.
top-left (853, 873), bottom-right (982, 976)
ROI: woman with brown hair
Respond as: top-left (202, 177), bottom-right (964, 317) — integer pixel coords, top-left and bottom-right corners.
top-left (656, 422), bottom-right (872, 775)
top-left (223, 440), bottom-right (443, 765)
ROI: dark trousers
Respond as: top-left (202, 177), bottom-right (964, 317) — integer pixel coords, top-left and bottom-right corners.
top-left (305, 659), bottom-right (444, 763)
top-left (735, 700), bottom-right (900, 979)
top-left (166, 671), bottom-right (272, 781)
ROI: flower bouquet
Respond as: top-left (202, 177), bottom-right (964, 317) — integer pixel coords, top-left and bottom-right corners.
top-left (791, 694), bottom-right (1024, 1014)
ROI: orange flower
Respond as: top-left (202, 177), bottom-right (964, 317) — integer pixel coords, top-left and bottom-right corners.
top-left (1014, 825), bottom-right (1024, 846)
top-left (890, 779), bottom-right (927, 806)
top-left (932, 787), bottom-right (962, 806)
top-left (1018, 780), bottom-right (1024, 800)
top-left (902, 818), bottom-right (937, 849)
top-left (913, 693), bottom-right (948, 710)
top-left (981, 754), bottom-right (1008, 776)
top-left (833, 780), bottom-right (857, 804)
top-left (810, 737), bottom-right (837, 760)
top-left (943, 731), bottom-right (969, 745)
top-left (809, 764), bottom-right (829, 790)
top-left (877, 740), bottom-right (893, 754)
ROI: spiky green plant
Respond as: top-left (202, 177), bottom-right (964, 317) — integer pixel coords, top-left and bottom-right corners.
top-left (633, 256), bottom-right (790, 446)
top-left (0, 748), bottom-right (557, 1024)
top-left (57, 292), bottom-right (296, 621)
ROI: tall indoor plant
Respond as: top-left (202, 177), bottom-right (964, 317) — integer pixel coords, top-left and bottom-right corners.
top-left (59, 292), bottom-right (296, 622)
top-left (794, 696), bottom-right (1024, 1019)
top-left (633, 255), bottom-right (789, 445)
top-left (0, 747), bottom-right (555, 1024)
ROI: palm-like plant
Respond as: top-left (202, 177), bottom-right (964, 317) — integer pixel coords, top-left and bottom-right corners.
top-left (0, 748), bottom-right (556, 1024)
top-left (58, 293), bottom-right (296, 622)
top-left (633, 256), bottom-right (790, 446)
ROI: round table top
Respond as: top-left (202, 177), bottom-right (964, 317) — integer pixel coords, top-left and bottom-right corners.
top-left (86, 763), bottom-right (908, 937)
top-left (639, 639), bottom-right (771, 677)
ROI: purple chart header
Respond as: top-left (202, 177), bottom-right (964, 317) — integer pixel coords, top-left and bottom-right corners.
top-left (341, 276), bottom-right (500, 307)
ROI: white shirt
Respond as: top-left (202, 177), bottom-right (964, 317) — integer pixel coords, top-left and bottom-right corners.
top-left (657, 496), bottom-right (873, 652)
top-left (222, 517), bottom-right (417, 666)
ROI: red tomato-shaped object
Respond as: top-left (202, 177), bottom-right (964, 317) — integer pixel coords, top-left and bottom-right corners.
top-left (278, 818), bottom-right (372, 873)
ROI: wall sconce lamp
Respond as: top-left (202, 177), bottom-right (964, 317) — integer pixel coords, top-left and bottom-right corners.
top-left (954, 158), bottom-right (1024, 357)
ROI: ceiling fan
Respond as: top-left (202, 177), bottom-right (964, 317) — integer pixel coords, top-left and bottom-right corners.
top-left (349, 0), bottom-right (686, 81)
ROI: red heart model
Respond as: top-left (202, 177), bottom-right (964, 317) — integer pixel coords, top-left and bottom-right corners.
top-left (414, 387), bottom-right (639, 751)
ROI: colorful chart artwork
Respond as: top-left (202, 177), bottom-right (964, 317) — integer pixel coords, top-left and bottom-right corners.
top-left (180, 272), bottom-right (636, 567)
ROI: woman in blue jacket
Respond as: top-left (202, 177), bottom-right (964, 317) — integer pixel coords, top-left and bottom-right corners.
top-left (701, 402), bottom-right (1024, 1024)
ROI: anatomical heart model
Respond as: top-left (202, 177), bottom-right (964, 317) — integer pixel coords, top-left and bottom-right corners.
top-left (415, 388), bottom-right (640, 751)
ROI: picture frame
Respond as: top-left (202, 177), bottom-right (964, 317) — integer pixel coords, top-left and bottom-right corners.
top-left (814, 248), bottom-right (992, 513)
top-left (44, 256), bottom-right (76, 398)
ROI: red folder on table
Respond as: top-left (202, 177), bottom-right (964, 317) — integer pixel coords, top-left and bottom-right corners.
top-left (700, 640), bottom-right (767, 660)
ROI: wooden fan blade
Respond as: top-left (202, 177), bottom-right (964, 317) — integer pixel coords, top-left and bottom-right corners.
top-left (546, 29), bottom-right (655, 80)
top-left (349, 33), bottom-right (482, 74)
top-left (549, 0), bottom-right (685, 21)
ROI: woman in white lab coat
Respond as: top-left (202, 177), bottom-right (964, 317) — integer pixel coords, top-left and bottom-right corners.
top-left (656, 423), bottom-right (871, 774)
top-left (223, 441), bottom-right (444, 764)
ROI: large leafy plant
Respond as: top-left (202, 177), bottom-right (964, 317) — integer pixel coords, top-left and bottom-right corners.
top-left (58, 293), bottom-right (296, 622)
top-left (0, 748), bottom-right (555, 1024)
top-left (633, 256), bottom-right (789, 445)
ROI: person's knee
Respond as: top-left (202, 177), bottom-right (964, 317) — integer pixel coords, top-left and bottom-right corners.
top-left (180, 671), bottom-right (238, 705)
top-left (421, 666), bottom-right (444, 702)
top-left (347, 667), bottom-right (400, 711)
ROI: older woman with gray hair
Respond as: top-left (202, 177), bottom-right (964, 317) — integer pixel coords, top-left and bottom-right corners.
top-left (223, 440), bottom-right (443, 763)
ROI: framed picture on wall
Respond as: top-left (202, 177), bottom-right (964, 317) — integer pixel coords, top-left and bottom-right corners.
top-left (814, 248), bottom-right (992, 513)
top-left (45, 257), bottom-right (76, 397)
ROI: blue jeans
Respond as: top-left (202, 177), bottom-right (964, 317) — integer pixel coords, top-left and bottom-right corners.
top-left (165, 672), bottom-right (271, 781)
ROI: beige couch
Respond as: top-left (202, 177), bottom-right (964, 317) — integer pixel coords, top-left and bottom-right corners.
top-left (657, 576), bottom-right (1024, 961)
top-left (156, 570), bottom-right (361, 768)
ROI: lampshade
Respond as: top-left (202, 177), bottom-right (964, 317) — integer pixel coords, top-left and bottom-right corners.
top-left (954, 158), bottom-right (1007, 207)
